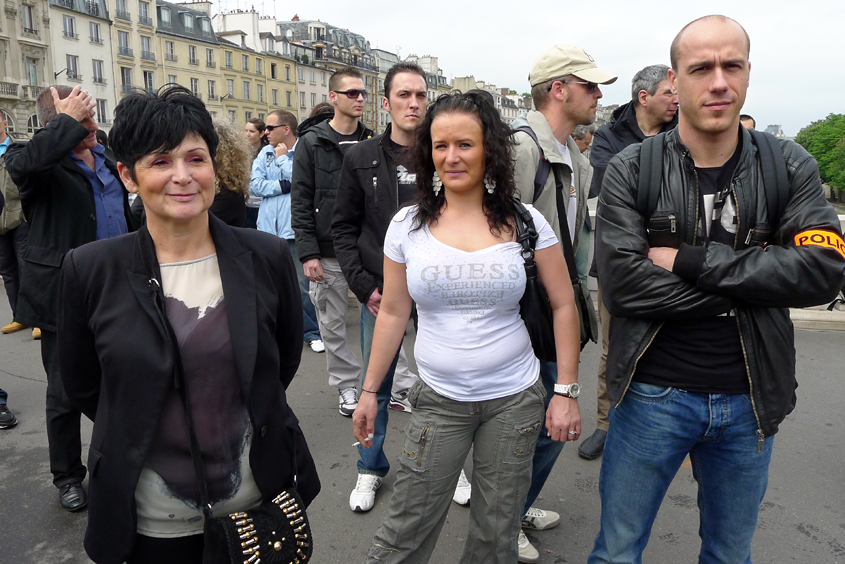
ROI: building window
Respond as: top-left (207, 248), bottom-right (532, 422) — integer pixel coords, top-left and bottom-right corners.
top-left (144, 71), bottom-right (155, 92)
top-left (183, 13), bottom-right (193, 32)
top-left (190, 78), bottom-right (199, 96)
top-left (200, 18), bottom-right (211, 36)
top-left (310, 70), bottom-right (315, 84)
top-left (228, 110), bottom-right (236, 123)
top-left (299, 91), bottom-right (305, 108)
top-left (168, 74), bottom-right (177, 84)
top-left (225, 51), bottom-right (233, 68)
top-left (141, 36), bottom-right (154, 60)
top-left (139, 1), bottom-right (151, 25)
top-left (118, 31), bottom-right (132, 57)
top-left (92, 60), bottom-right (105, 84)
top-left (27, 114), bottom-right (41, 134)
top-left (159, 6), bottom-right (171, 27)
top-left (257, 84), bottom-right (263, 103)
top-left (22, 5), bottom-right (36, 34)
top-left (321, 72), bottom-right (326, 85)
top-left (242, 54), bottom-right (249, 71)
top-left (206, 48), bottom-right (214, 67)
top-left (189, 45), bottom-right (199, 65)
top-left (96, 100), bottom-right (108, 124)
top-left (297, 68), bottom-right (304, 82)
top-left (165, 41), bottom-right (176, 61)
top-left (258, 113), bottom-right (265, 121)
top-left (120, 67), bottom-right (132, 92)
top-left (311, 93), bottom-right (316, 107)
top-left (63, 16), bottom-right (77, 39)
top-left (272, 89), bottom-right (278, 105)
top-left (26, 58), bottom-right (39, 85)
top-left (255, 59), bottom-right (262, 74)
top-left (285, 66), bottom-right (290, 81)
top-left (322, 94), bottom-right (327, 102)
top-left (244, 111), bottom-right (252, 121)
top-left (66, 55), bottom-right (80, 80)
top-left (89, 22), bottom-right (102, 44)
top-left (226, 79), bottom-right (234, 97)
top-left (286, 91), bottom-right (291, 107)
top-left (242, 81), bottom-right (250, 100)
top-left (208, 80), bottom-right (216, 99)
top-left (271, 63), bottom-right (276, 79)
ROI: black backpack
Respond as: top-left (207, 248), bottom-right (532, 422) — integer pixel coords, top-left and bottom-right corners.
top-left (637, 129), bottom-right (789, 242)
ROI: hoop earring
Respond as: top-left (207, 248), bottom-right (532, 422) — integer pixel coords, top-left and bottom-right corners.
top-left (432, 171), bottom-right (443, 196)
top-left (484, 174), bottom-right (496, 194)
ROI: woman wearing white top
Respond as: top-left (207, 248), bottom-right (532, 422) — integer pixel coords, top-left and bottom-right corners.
top-left (353, 92), bottom-right (581, 563)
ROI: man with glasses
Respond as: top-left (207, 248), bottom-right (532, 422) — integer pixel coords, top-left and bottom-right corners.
top-left (590, 16), bottom-right (845, 562)
top-left (292, 67), bottom-right (373, 418)
top-left (510, 44), bottom-right (616, 564)
top-left (578, 64), bottom-right (679, 463)
top-left (251, 109), bottom-right (324, 354)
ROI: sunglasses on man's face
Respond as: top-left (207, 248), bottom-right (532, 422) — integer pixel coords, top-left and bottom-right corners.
top-left (264, 124), bottom-right (286, 132)
top-left (334, 89), bottom-right (369, 100)
top-left (548, 79), bottom-right (600, 94)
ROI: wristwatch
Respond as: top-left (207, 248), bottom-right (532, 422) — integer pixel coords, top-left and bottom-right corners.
top-left (553, 383), bottom-right (581, 399)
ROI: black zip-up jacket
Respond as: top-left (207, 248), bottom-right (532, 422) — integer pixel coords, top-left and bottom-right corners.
top-left (590, 100), bottom-right (678, 199)
top-left (332, 124), bottom-right (403, 304)
top-left (5, 114), bottom-right (136, 330)
top-left (291, 116), bottom-right (373, 262)
top-left (595, 126), bottom-right (845, 440)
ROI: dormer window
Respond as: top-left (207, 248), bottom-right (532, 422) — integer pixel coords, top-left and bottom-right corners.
top-left (159, 7), bottom-right (171, 26)
top-left (200, 18), bottom-right (211, 35)
top-left (183, 13), bottom-right (193, 32)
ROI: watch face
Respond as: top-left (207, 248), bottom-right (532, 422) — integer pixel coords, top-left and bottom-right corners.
top-left (569, 383), bottom-right (582, 398)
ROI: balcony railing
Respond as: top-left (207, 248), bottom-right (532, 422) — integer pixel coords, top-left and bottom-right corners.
top-left (141, 51), bottom-right (156, 61)
top-left (206, 60), bottom-right (216, 68)
top-left (90, 35), bottom-right (104, 44)
top-left (119, 47), bottom-right (134, 57)
top-left (23, 27), bottom-right (39, 36)
top-left (0, 82), bottom-right (18, 97)
top-left (159, 19), bottom-right (171, 28)
top-left (207, 93), bottom-right (218, 101)
top-left (188, 57), bottom-right (200, 66)
top-left (121, 84), bottom-right (134, 94)
top-left (86, 2), bottom-right (100, 16)
top-left (63, 31), bottom-right (79, 39)
top-left (67, 70), bottom-right (82, 81)
top-left (225, 62), bottom-right (233, 69)
top-left (93, 76), bottom-right (106, 85)
top-left (21, 85), bottom-right (44, 100)
top-left (115, 9), bottom-right (131, 20)
top-left (192, 92), bottom-right (202, 100)
top-left (139, 15), bottom-right (153, 26)
top-left (56, 0), bottom-right (74, 8)
top-left (165, 53), bottom-right (177, 62)
top-left (256, 68), bottom-right (263, 75)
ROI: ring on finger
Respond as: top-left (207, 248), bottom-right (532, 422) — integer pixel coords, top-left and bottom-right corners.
top-left (568, 431), bottom-right (578, 435)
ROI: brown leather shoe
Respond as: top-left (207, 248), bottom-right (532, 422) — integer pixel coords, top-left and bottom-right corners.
top-left (32, 327), bottom-right (41, 340)
top-left (1, 321), bottom-right (27, 334)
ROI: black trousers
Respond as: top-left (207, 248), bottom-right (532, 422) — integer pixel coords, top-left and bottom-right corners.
top-left (42, 329), bottom-right (86, 487)
top-left (126, 534), bottom-right (204, 564)
top-left (0, 221), bottom-right (29, 317)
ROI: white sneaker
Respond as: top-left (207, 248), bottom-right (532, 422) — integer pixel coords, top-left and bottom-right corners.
top-left (452, 469), bottom-right (471, 506)
top-left (517, 530), bottom-right (540, 564)
top-left (338, 388), bottom-right (358, 417)
top-left (388, 391), bottom-right (412, 413)
top-left (349, 474), bottom-right (382, 512)
top-left (522, 506), bottom-right (560, 531)
top-left (309, 339), bottom-right (325, 353)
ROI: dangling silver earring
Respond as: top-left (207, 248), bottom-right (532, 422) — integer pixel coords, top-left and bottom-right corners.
top-left (432, 171), bottom-right (443, 196)
top-left (484, 174), bottom-right (496, 194)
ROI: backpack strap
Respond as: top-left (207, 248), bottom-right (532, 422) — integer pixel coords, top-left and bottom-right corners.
top-left (748, 129), bottom-right (789, 226)
top-left (513, 125), bottom-right (551, 203)
top-left (636, 132), bottom-right (666, 221)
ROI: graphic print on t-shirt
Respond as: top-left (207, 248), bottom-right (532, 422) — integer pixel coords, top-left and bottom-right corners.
top-left (420, 262), bottom-right (522, 324)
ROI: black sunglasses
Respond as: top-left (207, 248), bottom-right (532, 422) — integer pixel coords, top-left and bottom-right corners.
top-left (264, 124), bottom-right (286, 132)
top-left (548, 79), bottom-right (600, 94)
top-left (334, 89), bottom-right (369, 100)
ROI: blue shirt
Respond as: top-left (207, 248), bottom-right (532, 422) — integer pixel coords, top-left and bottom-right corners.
top-left (69, 142), bottom-right (127, 240)
top-left (0, 136), bottom-right (10, 158)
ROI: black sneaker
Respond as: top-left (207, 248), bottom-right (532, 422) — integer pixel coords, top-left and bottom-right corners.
top-left (0, 404), bottom-right (17, 429)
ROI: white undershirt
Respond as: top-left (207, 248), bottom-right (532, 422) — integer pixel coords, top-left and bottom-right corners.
top-left (554, 138), bottom-right (578, 243)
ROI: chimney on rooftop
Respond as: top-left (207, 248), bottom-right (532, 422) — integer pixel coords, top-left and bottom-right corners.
top-left (292, 13), bottom-right (299, 21)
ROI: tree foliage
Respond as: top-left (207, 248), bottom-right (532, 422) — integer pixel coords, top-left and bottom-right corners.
top-left (795, 113), bottom-right (845, 196)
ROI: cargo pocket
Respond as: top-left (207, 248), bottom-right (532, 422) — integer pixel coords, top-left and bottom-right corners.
top-left (309, 278), bottom-right (328, 313)
top-left (399, 422), bottom-right (433, 473)
top-left (503, 417), bottom-right (543, 465)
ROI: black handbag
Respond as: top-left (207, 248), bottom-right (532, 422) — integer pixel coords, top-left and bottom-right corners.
top-left (137, 229), bottom-right (313, 564)
top-left (514, 199), bottom-right (558, 362)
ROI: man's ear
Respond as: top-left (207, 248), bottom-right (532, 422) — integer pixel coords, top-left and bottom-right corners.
top-left (638, 89), bottom-right (649, 108)
top-left (382, 96), bottom-right (390, 112)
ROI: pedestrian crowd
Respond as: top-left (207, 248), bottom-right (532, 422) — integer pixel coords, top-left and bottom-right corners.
top-left (1, 13), bottom-right (844, 564)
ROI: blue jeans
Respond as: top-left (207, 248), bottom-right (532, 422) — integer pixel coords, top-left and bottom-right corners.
top-left (0, 386), bottom-right (7, 405)
top-left (286, 240), bottom-right (321, 342)
top-left (523, 360), bottom-right (565, 514)
top-left (357, 305), bottom-right (400, 477)
top-left (589, 382), bottom-right (774, 564)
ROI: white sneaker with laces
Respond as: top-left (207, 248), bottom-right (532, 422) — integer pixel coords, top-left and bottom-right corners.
top-left (309, 339), bottom-right (325, 353)
top-left (338, 388), bottom-right (358, 417)
top-left (517, 530), bottom-right (540, 564)
top-left (349, 474), bottom-right (382, 512)
top-left (452, 469), bottom-right (471, 506)
top-left (522, 506), bottom-right (560, 531)
top-left (388, 392), bottom-right (412, 413)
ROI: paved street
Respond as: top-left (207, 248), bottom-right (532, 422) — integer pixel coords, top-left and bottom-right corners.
top-left (0, 289), bottom-right (843, 563)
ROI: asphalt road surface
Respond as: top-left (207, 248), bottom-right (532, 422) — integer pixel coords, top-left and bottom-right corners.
top-left (1, 291), bottom-right (843, 563)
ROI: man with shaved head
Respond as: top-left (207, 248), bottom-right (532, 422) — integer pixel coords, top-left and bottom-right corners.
top-left (589, 15), bottom-right (845, 563)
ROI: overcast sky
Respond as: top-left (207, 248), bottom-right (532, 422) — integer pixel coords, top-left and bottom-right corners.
top-left (217, 0), bottom-right (841, 137)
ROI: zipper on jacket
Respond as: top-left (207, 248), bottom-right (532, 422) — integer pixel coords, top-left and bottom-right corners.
top-left (373, 176), bottom-right (377, 191)
top-left (417, 426), bottom-right (429, 467)
top-left (617, 322), bottom-right (664, 405)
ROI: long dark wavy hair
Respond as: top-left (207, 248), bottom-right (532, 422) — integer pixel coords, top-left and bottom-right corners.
top-left (411, 92), bottom-right (517, 235)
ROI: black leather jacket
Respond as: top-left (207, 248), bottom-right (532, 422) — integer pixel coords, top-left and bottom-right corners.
top-left (596, 127), bottom-right (845, 439)
top-left (332, 124), bottom-right (403, 304)
top-left (291, 117), bottom-right (373, 262)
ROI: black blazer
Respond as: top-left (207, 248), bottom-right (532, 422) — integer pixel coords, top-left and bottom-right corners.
top-left (5, 114), bottom-right (136, 330)
top-left (57, 214), bottom-right (320, 564)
